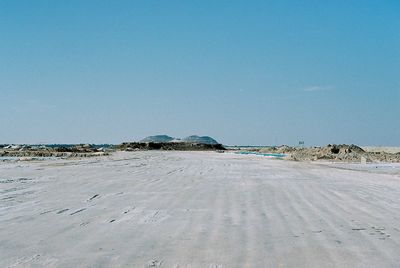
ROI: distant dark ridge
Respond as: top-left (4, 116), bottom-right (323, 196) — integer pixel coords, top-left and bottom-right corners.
top-left (140, 135), bottom-right (174, 143)
top-left (118, 142), bottom-right (225, 151)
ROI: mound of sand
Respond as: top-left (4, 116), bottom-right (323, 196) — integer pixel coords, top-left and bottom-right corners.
top-left (259, 144), bottom-right (400, 163)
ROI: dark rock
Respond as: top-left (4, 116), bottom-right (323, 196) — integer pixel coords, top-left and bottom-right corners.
top-left (331, 146), bottom-right (340, 154)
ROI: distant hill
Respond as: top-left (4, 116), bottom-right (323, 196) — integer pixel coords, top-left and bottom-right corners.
top-left (140, 135), bottom-right (174, 143)
top-left (182, 135), bottom-right (219, 145)
top-left (140, 135), bottom-right (220, 145)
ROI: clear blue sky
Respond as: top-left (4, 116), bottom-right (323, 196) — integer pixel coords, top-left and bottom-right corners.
top-left (1, 1), bottom-right (399, 145)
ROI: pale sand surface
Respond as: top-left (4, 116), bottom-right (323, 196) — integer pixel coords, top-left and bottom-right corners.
top-left (362, 146), bottom-right (400, 154)
top-left (1, 151), bottom-right (400, 267)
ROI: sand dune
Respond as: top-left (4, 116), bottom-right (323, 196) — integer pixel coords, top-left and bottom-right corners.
top-left (1, 152), bottom-right (400, 267)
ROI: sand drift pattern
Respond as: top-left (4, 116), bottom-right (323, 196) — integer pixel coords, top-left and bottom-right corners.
top-left (1, 151), bottom-right (400, 267)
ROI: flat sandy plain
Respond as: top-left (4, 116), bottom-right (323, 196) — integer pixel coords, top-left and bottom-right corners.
top-left (1, 151), bottom-right (400, 268)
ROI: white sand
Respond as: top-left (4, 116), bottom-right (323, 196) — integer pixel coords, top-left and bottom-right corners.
top-left (1, 151), bottom-right (400, 267)
top-left (362, 146), bottom-right (400, 154)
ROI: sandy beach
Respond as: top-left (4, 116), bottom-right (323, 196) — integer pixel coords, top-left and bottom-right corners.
top-left (1, 151), bottom-right (400, 267)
